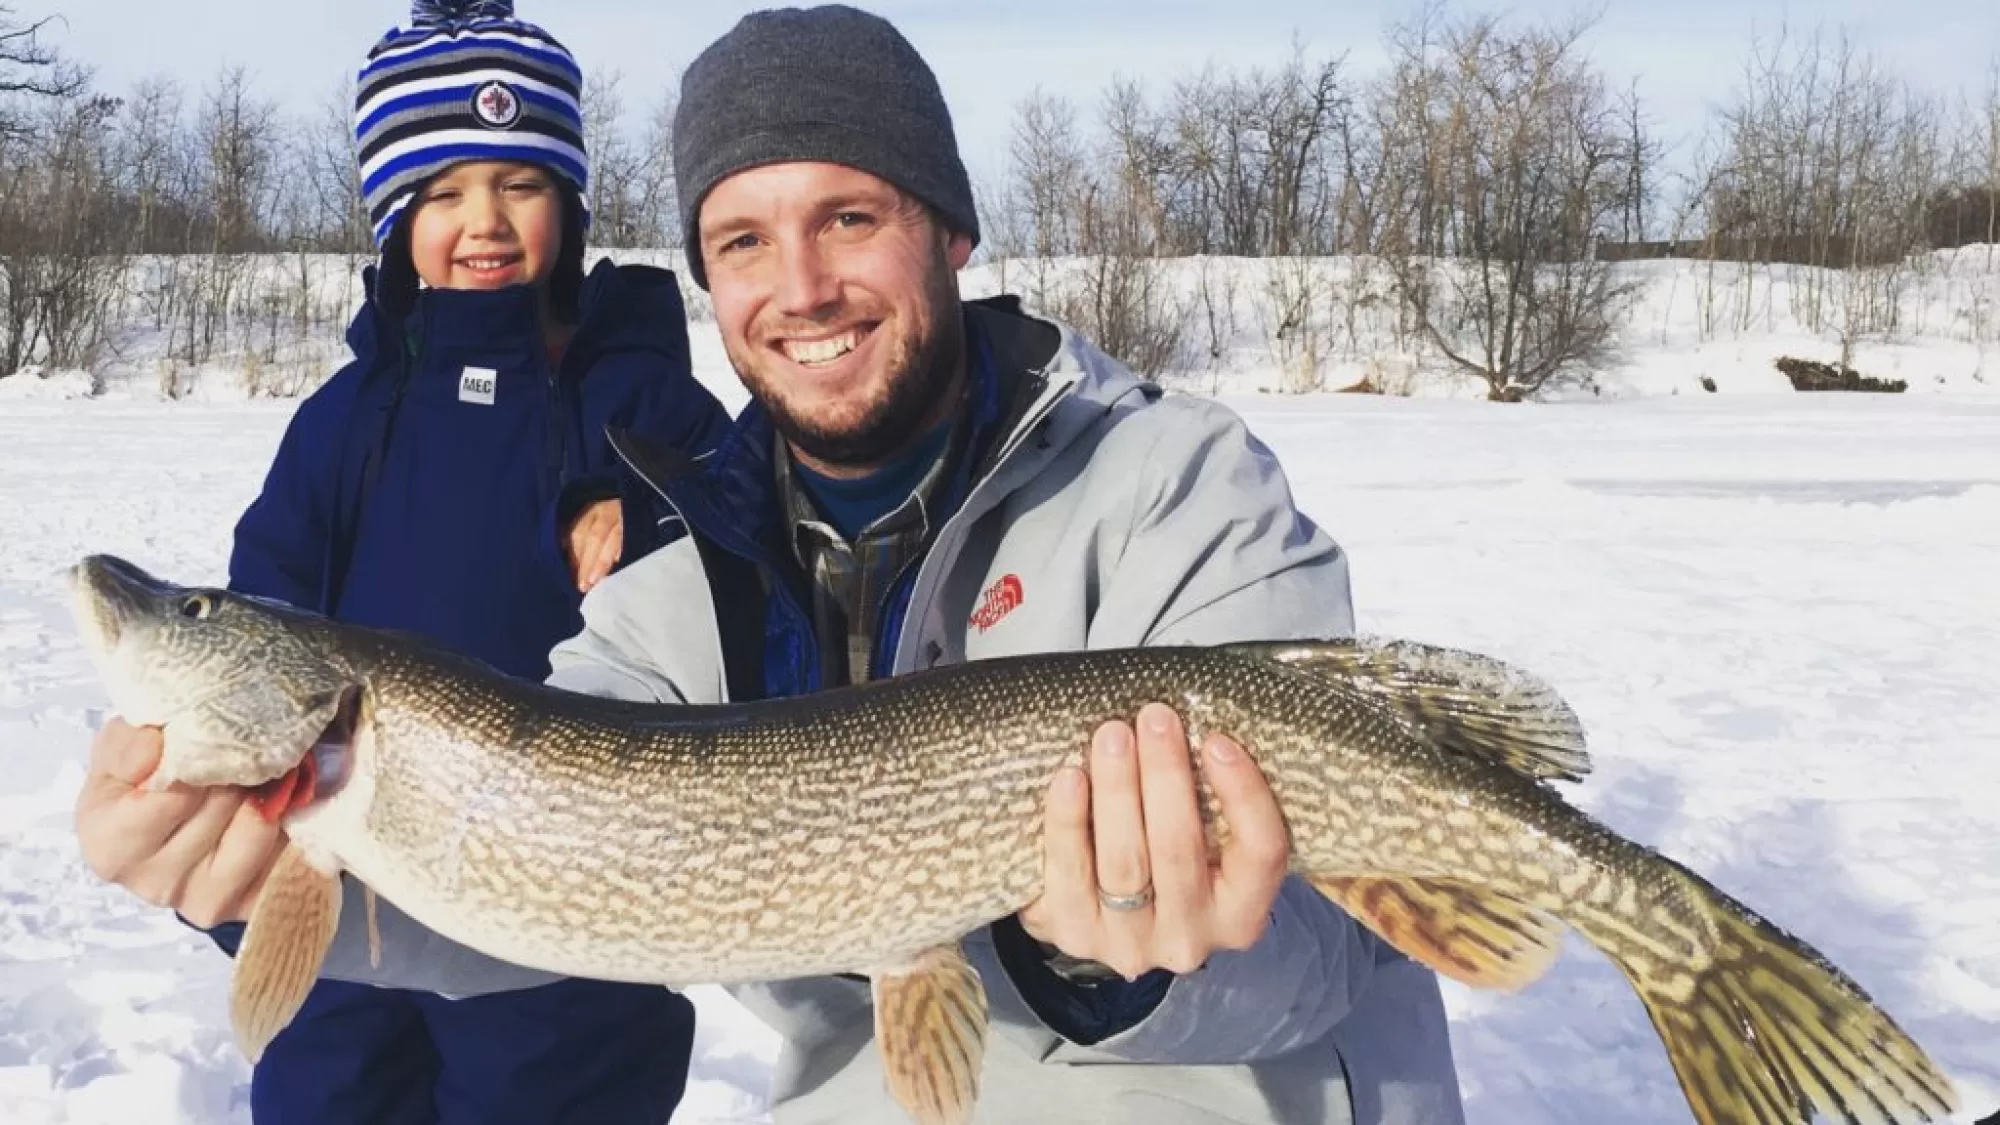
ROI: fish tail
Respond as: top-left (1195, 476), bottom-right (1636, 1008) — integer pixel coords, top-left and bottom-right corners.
top-left (1613, 864), bottom-right (1957, 1125)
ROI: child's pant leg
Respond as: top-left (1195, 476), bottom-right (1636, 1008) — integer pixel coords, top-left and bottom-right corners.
top-left (249, 979), bottom-right (437, 1125)
top-left (420, 976), bottom-right (697, 1125)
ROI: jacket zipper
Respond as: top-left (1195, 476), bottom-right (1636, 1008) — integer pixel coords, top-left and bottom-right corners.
top-left (889, 375), bottom-right (1082, 673)
top-left (609, 432), bottom-right (821, 698)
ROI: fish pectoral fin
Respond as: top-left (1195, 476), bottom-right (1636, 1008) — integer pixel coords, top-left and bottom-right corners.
top-left (1310, 875), bottom-right (1564, 992)
top-left (1232, 637), bottom-right (1591, 783)
top-left (230, 843), bottom-right (342, 1062)
top-left (870, 943), bottom-right (989, 1125)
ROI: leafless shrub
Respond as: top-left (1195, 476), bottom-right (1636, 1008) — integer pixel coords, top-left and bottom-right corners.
top-left (1370, 10), bottom-right (1647, 400)
top-left (1255, 255), bottom-right (1330, 392)
top-left (1194, 255), bottom-right (1239, 371)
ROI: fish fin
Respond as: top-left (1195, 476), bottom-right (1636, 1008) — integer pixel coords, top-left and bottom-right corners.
top-left (364, 884), bottom-right (382, 970)
top-left (1232, 637), bottom-right (1591, 783)
top-left (230, 844), bottom-right (341, 1063)
top-left (870, 943), bottom-right (988, 1125)
top-left (1309, 875), bottom-right (1563, 991)
top-left (1612, 862), bottom-right (1957, 1125)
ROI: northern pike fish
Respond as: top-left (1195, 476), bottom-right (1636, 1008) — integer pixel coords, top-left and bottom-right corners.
top-left (68, 554), bottom-right (1958, 1125)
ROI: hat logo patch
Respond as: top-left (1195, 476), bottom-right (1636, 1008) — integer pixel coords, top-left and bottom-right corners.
top-left (471, 80), bottom-right (522, 129)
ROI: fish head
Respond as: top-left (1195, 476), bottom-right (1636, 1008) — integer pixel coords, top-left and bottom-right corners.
top-left (68, 554), bottom-right (361, 791)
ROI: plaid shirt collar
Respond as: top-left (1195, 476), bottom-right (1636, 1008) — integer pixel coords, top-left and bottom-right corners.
top-left (774, 427), bottom-right (958, 571)
top-left (774, 403), bottom-right (970, 687)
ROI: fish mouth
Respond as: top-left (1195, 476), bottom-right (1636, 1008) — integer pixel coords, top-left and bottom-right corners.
top-left (67, 554), bottom-right (169, 661)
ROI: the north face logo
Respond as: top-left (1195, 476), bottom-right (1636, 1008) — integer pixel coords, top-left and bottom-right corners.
top-left (970, 574), bottom-right (1024, 633)
top-left (471, 80), bottom-right (522, 129)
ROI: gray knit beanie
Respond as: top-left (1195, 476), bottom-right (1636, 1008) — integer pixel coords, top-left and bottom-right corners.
top-left (673, 4), bottom-right (980, 289)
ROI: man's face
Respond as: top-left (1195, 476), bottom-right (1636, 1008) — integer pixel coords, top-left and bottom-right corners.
top-left (698, 162), bottom-right (974, 472)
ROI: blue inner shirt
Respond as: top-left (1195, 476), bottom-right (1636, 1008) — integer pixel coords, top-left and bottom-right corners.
top-left (789, 415), bottom-right (957, 540)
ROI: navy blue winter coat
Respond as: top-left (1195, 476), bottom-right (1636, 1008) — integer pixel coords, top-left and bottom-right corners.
top-left (228, 259), bottom-right (731, 680)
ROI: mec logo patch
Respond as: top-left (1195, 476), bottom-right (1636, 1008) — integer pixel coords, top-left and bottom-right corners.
top-left (458, 366), bottom-right (497, 405)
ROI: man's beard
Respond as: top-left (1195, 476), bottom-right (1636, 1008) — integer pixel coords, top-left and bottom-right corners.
top-left (733, 263), bottom-right (965, 471)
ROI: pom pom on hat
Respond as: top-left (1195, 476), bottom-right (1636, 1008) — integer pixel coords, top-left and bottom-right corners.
top-left (411, 0), bottom-right (517, 28)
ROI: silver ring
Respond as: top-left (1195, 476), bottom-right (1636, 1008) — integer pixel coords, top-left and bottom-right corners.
top-left (1098, 884), bottom-right (1155, 912)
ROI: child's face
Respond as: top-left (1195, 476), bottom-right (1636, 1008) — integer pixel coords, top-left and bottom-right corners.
top-left (407, 161), bottom-right (563, 293)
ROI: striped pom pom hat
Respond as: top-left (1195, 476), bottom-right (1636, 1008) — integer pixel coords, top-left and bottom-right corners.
top-left (354, 0), bottom-right (589, 248)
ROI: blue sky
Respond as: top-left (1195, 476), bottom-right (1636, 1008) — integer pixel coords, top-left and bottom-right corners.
top-left (50, 0), bottom-right (2000, 188)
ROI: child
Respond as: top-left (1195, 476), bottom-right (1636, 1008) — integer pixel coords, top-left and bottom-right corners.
top-left (214, 1), bottom-right (730, 1119)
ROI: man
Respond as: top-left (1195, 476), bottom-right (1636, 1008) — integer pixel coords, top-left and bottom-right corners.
top-left (547, 6), bottom-right (1467, 1122)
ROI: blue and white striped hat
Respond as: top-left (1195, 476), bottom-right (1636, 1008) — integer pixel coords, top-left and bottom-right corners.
top-left (354, 0), bottom-right (589, 248)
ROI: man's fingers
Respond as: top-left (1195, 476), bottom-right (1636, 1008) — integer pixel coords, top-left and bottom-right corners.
top-left (1089, 720), bottom-right (1150, 898)
top-left (1135, 703), bottom-right (1214, 972)
top-left (1136, 704), bottom-right (1207, 875)
top-left (76, 722), bottom-right (208, 883)
top-left (1019, 764), bottom-right (1096, 946)
top-left (135, 788), bottom-right (248, 906)
top-left (84, 718), bottom-right (167, 792)
top-left (1205, 733), bottom-right (1289, 951)
top-left (1088, 720), bottom-right (1156, 976)
top-left (184, 801), bottom-right (288, 926)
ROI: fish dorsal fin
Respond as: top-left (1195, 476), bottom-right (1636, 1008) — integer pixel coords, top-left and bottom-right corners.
top-left (1230, 637), bottom-right (1591, 783)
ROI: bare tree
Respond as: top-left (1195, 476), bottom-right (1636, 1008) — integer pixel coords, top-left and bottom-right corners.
top-left (1706, 27), bottom-right (1943, 270)
top-left (628, 83), bottom-right (682, 250)
top-left (583, 69), bottom-right (654, 247)
top-left (0, 85), bottom-right (124, 377)
top-left (1146, 47), bottom-right (1350, 257)
top-left (1693, 24), bottom-right (1957, 356)
top-left (1007, 88), bottom-right (1086, 261)
top-left (198, 66), bottom-right (281, 250)
top-left (110, 77), bottom-right (190, 254)
top-left (1375, 11), bottom-right (1650, 400)
top-left (1047, 176), bottom-right (1189, 379)
top-left (0, 5), bottom-right (83, 139)
top-left (292, 76), bottom-right (368, 253)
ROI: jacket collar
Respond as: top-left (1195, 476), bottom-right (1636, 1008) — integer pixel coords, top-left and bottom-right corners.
top-left (343, 258), bottom-right (693, 375)
top-left (615, 295), bottom-right (1151, 560)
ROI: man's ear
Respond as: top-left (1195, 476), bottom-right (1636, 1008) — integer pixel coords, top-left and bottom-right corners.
top-left (946, 230), bottom-right (973, 271)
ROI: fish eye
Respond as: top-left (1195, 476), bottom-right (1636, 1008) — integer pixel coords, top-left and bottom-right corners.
top-left (180, 594), bottom-right (213, 620)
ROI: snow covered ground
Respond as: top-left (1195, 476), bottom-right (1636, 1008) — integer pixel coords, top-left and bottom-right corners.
top-left (2, 376), bottom-right (1997, 1122)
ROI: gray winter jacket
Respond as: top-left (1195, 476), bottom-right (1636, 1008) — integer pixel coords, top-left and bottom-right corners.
top-left (309, 301), bottom-right (1466, 1124)
top-left (538, 302), bottom-right (1468, 1125)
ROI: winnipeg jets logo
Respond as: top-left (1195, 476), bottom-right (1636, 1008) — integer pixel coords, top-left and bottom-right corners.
top-left (471, 80), bottom-right (522, 129)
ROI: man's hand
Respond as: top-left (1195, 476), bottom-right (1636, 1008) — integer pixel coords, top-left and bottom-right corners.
top-left (1018, 702), bottom-right (1291, 980)
top-left (565, 498), bottom-right (624, 593)
top-left (73, 718), bottom-right (287, 928)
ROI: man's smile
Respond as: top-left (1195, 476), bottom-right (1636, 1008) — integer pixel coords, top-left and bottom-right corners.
top-left (774, 323), bottom-right (879, 372)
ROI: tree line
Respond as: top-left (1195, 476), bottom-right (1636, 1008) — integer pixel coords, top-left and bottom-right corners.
top-left (1, 3), bottom-right (1995, 398)
top-left (987, 9), bottom-right (1999, 397)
